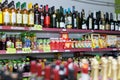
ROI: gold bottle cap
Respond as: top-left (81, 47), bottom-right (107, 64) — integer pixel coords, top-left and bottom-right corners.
top-left (28, 3), bottom-right (32, 9)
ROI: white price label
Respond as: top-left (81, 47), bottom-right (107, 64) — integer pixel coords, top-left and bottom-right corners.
top-left (65, 50), bottom-right (70, 52)
top-left (113, 48), bottom-right (117, 51)
top-left (62, 29), bottom-right (67, 31)
top-left (52, 50), bottom-right (58, 52)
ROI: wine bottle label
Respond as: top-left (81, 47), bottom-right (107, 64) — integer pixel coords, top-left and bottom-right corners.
top-left (111, 24), bottom-right (114, 30)
top-left (74, 18), bottom-right (77, 28)
top-left (11, 12), bottom-right (16, 24)
top-left (41, 15), bottom-right (44, 20)
top-left (60, 22), bottom-right (65, 28)
top-left (89, 18), bottom-right (92, 29)
top-left (115, 25), bottom-right (119, 31)
top-left (17, 13), bottom-right (22, 24)
top-left (57, 22), bottom-right (59, 28)
top-left (53, 14), bottom-right (56, 18)
top-left (106, 24), bottom-right (110, 30)
top-left (99, 24), bottom-right (104, 30)
top-left (3, 11), bottom-right (10, 24)
top-left (23, 14), bottom-right (28, 24)
top-left (0, 11), bottom-right (2, 24)
top-left (94, 25), bottom-right (98, 29)
top-left (68, 16), bottom-right (72, 24)
top-left (82, 24), bottom-right (87, 29)
top-left (35, 14), bottom-right (39, 24)
top-left (29, 13), bottom-right (34, 25)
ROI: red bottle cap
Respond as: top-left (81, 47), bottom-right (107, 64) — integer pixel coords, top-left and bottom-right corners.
top-left (45, 66), bottom-right (51, 80)
top-left (53, 69), bottom-right (60, 80)
top-left (37, 63), bottom-right (42, 77)
top-left (30, 61), bottom-right (37, 74)
top-left (55, 60), bottom-right (61, 65)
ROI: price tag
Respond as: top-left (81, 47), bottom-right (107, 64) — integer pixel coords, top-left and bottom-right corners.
top-left (32, 50), bottom-right (39, 53)
top-left (34, 25), bottom-right (42, 30)
top-left (6, 48), bottom-right (16, 54)
top-left (113, 48), bottom-right (117, 51)
top-left (62, 29), bottom-right (67, 31)
top-left (22, 48), bottom-right (32, 53)
top-left (65, 50), bottom-right (70, 52)
top-left (43, 45), bottom-right (51, 52)
top-left (11, 27), bottom-right (24, 30)
top-left (52, 50), bottom-right (58, 52)
top-left (0, 26), bottom-right (2, 29)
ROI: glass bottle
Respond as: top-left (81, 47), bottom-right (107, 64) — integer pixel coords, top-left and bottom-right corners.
top-left (0, 3), bottom-right (3, 25)
top-left (15, 34), bottom-right (22, 50)
top-left (21, 2), bottom-right (28, 27)
top-left (28, 3), bottom-right (34, 27)
top-left (81, 9), bottom-right (87, 30)
top-left (3, 0), bottom-right (10, 26)
top-left (39, 5), bottom-right (44, 27)
top-left (66, 8), bottom-right (72, 29)
top-left (110, 13), bottom-right (115, 31)
top-left (51, 6), bottom-right (56, 28)
top-left (60, 6), bottom-right (65, 29)
top-left (34, 3), bottom-right (39, 25)
top-left (87, 11), bottom-right (93, 30)
top-left (105, 12), bottom-right (110, 30)
top-left (72, 6), bottom-right (77, 29)
top-left (16, 2), bottom-right (22, 27)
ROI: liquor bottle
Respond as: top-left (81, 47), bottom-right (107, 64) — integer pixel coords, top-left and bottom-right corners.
top-left (110, 13), bottom-right (115, 31)
top-left (72, 6), bottom-right (77, 29)
top-left (56, 9), bottom-right (60, 28)
top-left (66, 8), bottom-right (72, 29)
top-left (36, 63), bottom-right (43, 80)
top-left (44, 65), bottom-right (51, 80)
top-left (53, 69), bottom-right (60, 80)
top-left (114, 13), bottom-right (119, 31)
top-left (21, 2), bottom-right (28, 27)
top-left (107, 56), bottom-right (113, 79)
top-left (51, 6), bottom-right (56, 28)
top-left (39, 5), bottom-right (44, 27)
top-left (16, 2), bottom-right (22, 27)
top-left (28, 3), bottom-right (34, 27)
top-left (34, 3), bottom-right (39, 25)
top-left (81, 9), bottom-right (87, 30)
top-left (59, 6), bottom-right (65, 28)
top-left (87, 11), bottom-right (93, 30)
top-left (3, 0), bottom-right (10, 26)
top-left (111, 59), bottom-right (117, 80)
top-left (44, 5), bottom-right (50, 28)
top-left (93, 11), bottom-right (98, 30)
top-left (0, 3), bottom-right (3, 25)
top-left (99, 11), bottom-right (105, 30)
top-left (105, 12), bottom-right (110, 30)
top-left (9, 1), bottom-right (16, 26)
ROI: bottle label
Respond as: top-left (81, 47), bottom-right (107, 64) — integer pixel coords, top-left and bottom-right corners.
top-left (4, 11), bottom-right (10, 24)
top-left (17, 13), bottom-right (22, 24)
top-left (68, 16), bottom-right (72, 24)
top-left (94, 25), bottom-right (98, 29)
top-left (11, 12), bottom-right (16, 24)
top-left (57, 22), bottom-right (59, 28)
top-left (45, 16), bottom-right (50, 25)
top-left (60, 22), bottom-right (65, 28)
top-left (23, 14), bottom-right (28, 24)
top-left (119, 27), bottom-right (120, 31)
top-left (74, 18), bottom-right (77, 28)
top-left (53, 14), bottom-right (56, 18)
top-left (111, 24), bottom-right (114, 30)
top-left (100, 24), bottom-right (104, 30)
top-left (106, 24), bottom-right (110, 30)
top-left (40, 16), bottom-right (44, 26)
top-left (16, 42), bottom-right (22, 49)
top-left (82, 24), bottom-right (87, 29)
top-left (89, 18), bottom-right (92, 29)
top-left (115, 25), bottom-right (119, 31)
top-left (29, 13), bottom-right (34, 25)
top-left (0, 11), bottom-right (2, 24)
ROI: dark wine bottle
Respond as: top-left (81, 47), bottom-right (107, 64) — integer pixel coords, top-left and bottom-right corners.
top-left (60, 6), bottom-right (65, 28)
top-left (81, 9), bottom-right (87, 30)
top-left (34, 3), bottom-right (39, 25)
top-left (105, 12), bottom-right (110, 30)
top-left (110, 13), bottom-right (115, 31)
top-left (72, 6), bottom-right (77, 29)
top-left (87, 11), bottom-right (93, 30)
top-left (51, 6), bottom-right (56, 28)
top-left (66, 8), bottom-right (72, 29)
top-left (93, 11), bottom-right (99, 30)
top-left (76, 12), bottom-right (81, 29)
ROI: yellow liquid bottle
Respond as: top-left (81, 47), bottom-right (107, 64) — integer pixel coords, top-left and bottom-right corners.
top-left (21, 2), bottom-right (28, 27)
top-left (16, 2), bottom-right (22, 27)
top-left (28, 3), bottom-right (34, 27)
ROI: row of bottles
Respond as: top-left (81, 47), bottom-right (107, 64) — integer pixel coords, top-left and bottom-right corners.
top-left (0, 0), bottom-right (120, 31)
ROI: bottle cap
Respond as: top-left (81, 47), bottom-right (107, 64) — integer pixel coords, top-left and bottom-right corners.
top-left (16, 2), bottom-right (20, 9)
top-left (28, 3), bottom-right (32, 10)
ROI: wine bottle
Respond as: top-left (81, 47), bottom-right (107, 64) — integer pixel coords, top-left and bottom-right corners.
top-left (21, 2), bottom-right (28, 27)
top-left (16, 2), bottom-right (22, 27)
top-left (44, 5), bottom-right (50, 28)
top-left (76, 12), bottom-right (81, 29)
top-left (28, 3), bottom-right (34, 27)
top-left (34, 3), bottom-right (39, 25)
top-left (59, 6), bottom-right (65, 28)
top-left (66, 8), bottom-right (72, 29)
top-left (105, 12), bottom-right (110, 30)
top-left (3, 0), bottom-right (10, 26)
top-left (72, 6), bottom-right (77, 29)
top-left (39, 5), bottom-right (44, 27)
top-left (114, 13), bottom-right (119, 31)
top-left (93, 11), bottom-right (98, 30)
top-left (99, 11), bottom-right (105, 30)
top-left (87, 11), bottom-right (93, 30)
top-left (56, 9), bottom-right (60, 28)
top-left (110, 13), bottom-right (115, 31)
top-left (51, 6), bottom-right (56, 28)
top-left (81, 9), bottom-right (87, 30)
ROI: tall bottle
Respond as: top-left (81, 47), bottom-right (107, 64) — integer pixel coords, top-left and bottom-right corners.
top-left (44, 5), bottom-right (50, 28)
top-left (16, 2), bottom-right (22, 27)
top-left (87, 11), bottom-right (93, 30)
top-left (39, 5), bottom-right (44, 27)
top-left (28, 3), bottom-right (34, 27)
top-left (34, 3), bottom-right (39, 25)
top-left (66, 8), bottom-right (72, 29)
top-left (0, 3), bottom-right (3, 25)
top-left (105, 12), bottom-right (110, 30)
top-left (110, 13), bottom-right (115, 31)
top-left (9, 1), bottom-right (16, 26)
top-left (93, 11), bottom-right (98, 30)
top-left (114, 13), bottom-right (119, 31)
top-left (102, 58), bottom-right (108, 80)
top-left (117, 56), bottom-right (120, 80)
top-left (99, 11), bottom-right (105, 30)
top-left (56, 9), bottom-right (60, 28)
top-left (112, 59), bottom-right (117, 80)
top-left (3, 0), bottom-right (10, 26)
top-left (21, 2), bottom-right (28, 27)
top-left (72, 6), bottom-right (77, 29)
top-left (81, 9), bottom-right (87, 30)
top-left (76, 12), bottom-right (81, 29)
top-left (59, 6), bottom-right (65, 28)
top-left (51, 6), bottom-right (56, 28)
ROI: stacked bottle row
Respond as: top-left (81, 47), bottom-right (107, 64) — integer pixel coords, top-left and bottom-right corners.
top-left (0, 0), bottom-right (120, 31)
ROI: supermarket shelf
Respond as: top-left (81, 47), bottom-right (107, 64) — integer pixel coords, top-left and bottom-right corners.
top-left (0, 48), bottom-right (119, 55)
top-left (93, 30), bottom-right (120, 34)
